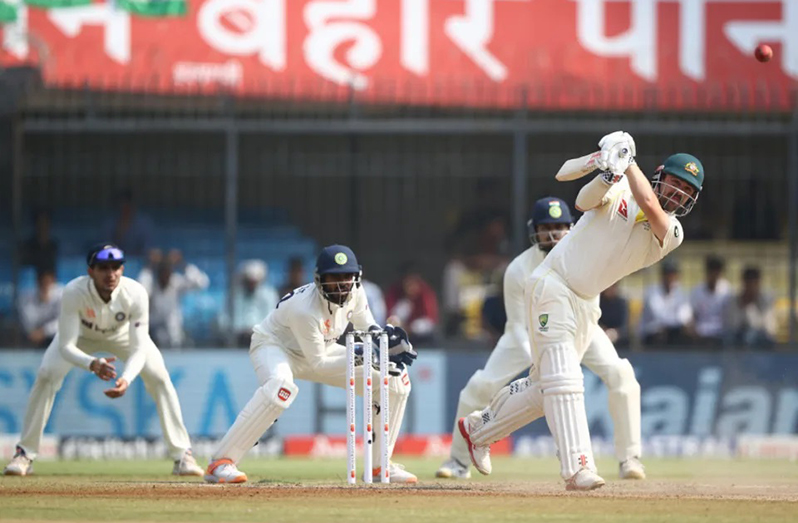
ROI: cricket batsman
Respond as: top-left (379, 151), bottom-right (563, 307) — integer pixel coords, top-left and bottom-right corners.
top-left (458, 131), bottom-right (704, 490)
top-left (204, 244), bottom-right (419, 484)
top-left (437, 196), bottom-right (645, 481)
top-left (3, 244), bottom-right (203, 477)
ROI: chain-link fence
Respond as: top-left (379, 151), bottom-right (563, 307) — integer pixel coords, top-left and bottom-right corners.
top-left (3, 80), bottom-right (797, 350)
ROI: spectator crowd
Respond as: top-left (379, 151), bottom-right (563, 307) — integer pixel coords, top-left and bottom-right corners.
top-left (8, 198), bottom-right (782, 352)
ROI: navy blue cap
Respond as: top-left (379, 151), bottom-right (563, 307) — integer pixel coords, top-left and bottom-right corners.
top-left (315, 244), bottom-right (360, 275)
top-left (86, 243), bottom-right (126, 266)
top-left (527, 197), bottom-right (573, 237)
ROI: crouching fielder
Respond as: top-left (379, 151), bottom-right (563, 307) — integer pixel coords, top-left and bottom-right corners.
top-left (437, 197), bottom-right (644, 481)
top-left (459, 132), bottom-right (704, 490)
top-left (205, 245), bottom-right (418, 484)
top-left (3, 244), bottom-right (203, 477)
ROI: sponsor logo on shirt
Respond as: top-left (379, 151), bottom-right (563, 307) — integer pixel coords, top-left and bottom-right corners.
top-left (321, 319), bottom-right (332, 335)
top-left (277, 387), bottom-right (292, 402)
top-left (617, 199), bottom-right (628, 220)
top-left (85, 308), bottom-right (96, 319)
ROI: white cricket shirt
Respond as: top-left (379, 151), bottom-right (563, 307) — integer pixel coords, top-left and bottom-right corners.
top-left (542, 177), bottom-right (684, 299)
top-left (58, 275), bottom-right (150, 382)
top-left (252, 283), bottom-right (377, 373)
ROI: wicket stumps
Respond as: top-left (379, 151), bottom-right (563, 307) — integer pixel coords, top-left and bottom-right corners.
top-left (345, 331), bottom-right (390, 484)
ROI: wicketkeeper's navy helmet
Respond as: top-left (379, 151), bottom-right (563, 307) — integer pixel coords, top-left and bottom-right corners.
top-left (527, 197), bottom-right (573, 247)
top-left (314, 244), bottom-right (362, 306)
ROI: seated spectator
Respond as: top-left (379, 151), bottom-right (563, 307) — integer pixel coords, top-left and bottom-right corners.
top-left (599, 282), bottom-right (629, 348)
top-left (362, 279), bottom-right (387, 326)
top-left (19, 208), bottom-right (58, 274)
top-left (441, 251), bottom-right (501, 341)
top-left (280, 257), bottom-right (306, 297)
top-left (219, 260), bottom-right (280, 347)
top-left (639, 260), bottom-right (692, 346)
top-left (724, 266), bottom-right (777, 348)
top-left (690, 255), bottom-right (732, 347)
top-left (102, 189), bottom-right (153, 257)
top-left (386, 262), bottom-right (439, 345)
top-left (18, 268), bottom-right (62, 348)
top-left (138, 249), bottom-right (209, 349)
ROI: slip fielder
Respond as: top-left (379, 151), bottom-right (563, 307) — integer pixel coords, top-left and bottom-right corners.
top-left (437, 196), bottom-right (645, 481)
top-left (3, 244), bottom-right (203, 477)
top-left (458, 131), bottom-right (704, 490)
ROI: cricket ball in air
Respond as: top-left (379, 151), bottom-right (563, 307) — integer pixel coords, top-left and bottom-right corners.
top-left (755, 44), bottom-right (773, 63)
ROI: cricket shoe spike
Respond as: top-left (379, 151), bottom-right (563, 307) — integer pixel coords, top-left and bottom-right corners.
top-left (204, 458), bottom-right (247, 484)
top-left (458, 414), bottom-right (492, 476)
top-left (435, 458), bottom-right (471, 479)
top-left (619, 457), bottom-right (646, 480)
top-left (368, 462), bottom-right (418, 484)
top-left (173, 449), bottom-right (204, 476)
top-left (3, 447), bottom-right (33, 476)
top-left (565, 468), bottom-right (606, 491)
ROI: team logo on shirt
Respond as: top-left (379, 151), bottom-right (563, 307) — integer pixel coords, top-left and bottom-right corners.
top-left (115, 312), bottom-right (126, 322)
top-left (674, 226), bottom-right (680, 238)
top-left (617, 199), bottom-right (628, 220)
top-left (321, 319), bottom-right (332, 335)
top-left (538, 314), bottom-right (549, 332)
top-left (85, 308), bottom-right (96, 319)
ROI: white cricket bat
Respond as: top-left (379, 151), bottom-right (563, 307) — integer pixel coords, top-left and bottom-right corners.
top-left (555, 151), bottom-right (602, 182)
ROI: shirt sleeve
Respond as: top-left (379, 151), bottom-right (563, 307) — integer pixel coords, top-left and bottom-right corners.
top-left (291, 312), bottom-right (346, 375)
top-left (119, 285), bottom-right (150, 384)
top-left (351, 285), bottom-right (378, 331)
top-left (57, 287), bottom-right (95, 370)
top-left (657, 216), bottom-right (684, 257)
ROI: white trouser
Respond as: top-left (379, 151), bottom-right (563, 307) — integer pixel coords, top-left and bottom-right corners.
top-left (449, 296), bottom-right (641, 466)
top-left (17, 335), bottom-right (193, 461)
top-left (465, 269), bottom-right (604, 481)
top-left (212, 342), bottom-right (412, 467)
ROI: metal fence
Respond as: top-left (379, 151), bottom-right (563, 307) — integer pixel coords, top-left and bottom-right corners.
top-left (3, 79), bottom-right (797, 349)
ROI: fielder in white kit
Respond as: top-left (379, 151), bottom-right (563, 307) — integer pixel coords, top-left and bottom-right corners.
top-left (3, 244), bottom-right (203, 477)
top-left (437, 196), bottom-right (645, 481)
top-left (458, 132), bottom-right (704, 490)
top-left (204, 244), bottom-right (419, 484)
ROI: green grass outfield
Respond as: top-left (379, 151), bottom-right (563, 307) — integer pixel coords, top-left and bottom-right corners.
top-left (2, 457), bottom-right (796, 523)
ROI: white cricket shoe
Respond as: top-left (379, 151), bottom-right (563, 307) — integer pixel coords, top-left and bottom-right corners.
top-left (619, 457), bottom-right (646, 480)
top-left (371, 462), bottom-right (418, 484)
top-left (3, 447), bottom-right (33, 476)
top-left (204, 458), bottom-right (248, 484)
top-left (458, 414), bottom-right (492, 476)
top-left (565, 468), bottom-right (606, 491)
top-left (435, 458), bottom-right (471, 479)
top-left (173, 449), bottom-right (204, 477)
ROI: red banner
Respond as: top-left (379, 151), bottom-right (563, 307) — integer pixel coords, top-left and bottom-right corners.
top-left (1, 0), bottom-right (796, 110)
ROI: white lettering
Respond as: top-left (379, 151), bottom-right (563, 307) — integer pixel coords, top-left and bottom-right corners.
top-left (48, 4), bottom-right (130, 64)
top-left (716, 386), bottom-right (771, 436)
top-left (641, 386), bottom-right (688, 435)
top-left (573, 0), bottom-right (658, 81)
top-left (303, 0), bottom-right (381, 90)
top-left (197, 0), bottom-right (286, 72)
top-left (173, 60), bottom-right (243, 88)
